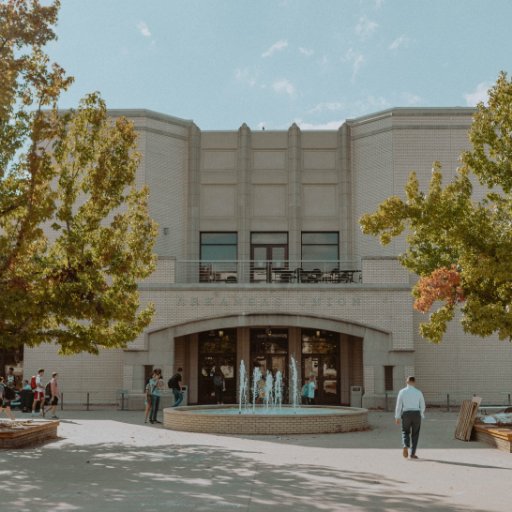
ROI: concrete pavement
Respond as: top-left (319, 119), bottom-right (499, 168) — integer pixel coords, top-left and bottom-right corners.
top-left (2, 410), bottom-right (511, 511)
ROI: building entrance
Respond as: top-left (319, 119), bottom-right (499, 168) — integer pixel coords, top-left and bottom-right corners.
top-left (250, 328), bottom-right (288, 383)
top-left (198, 329), bottom-right (237, 404)
top-left (302, 329), bottom-right (340, 405)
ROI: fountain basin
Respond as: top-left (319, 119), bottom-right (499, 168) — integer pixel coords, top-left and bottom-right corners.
top-left (163, 405), bottom-right (368, 435)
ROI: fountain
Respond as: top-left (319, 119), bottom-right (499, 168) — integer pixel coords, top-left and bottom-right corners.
top-left (164, 357), bottom-right (368, 435)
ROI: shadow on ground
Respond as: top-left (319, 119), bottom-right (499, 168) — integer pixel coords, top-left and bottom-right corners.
top-left (3, 442), bottom-right (491, 512)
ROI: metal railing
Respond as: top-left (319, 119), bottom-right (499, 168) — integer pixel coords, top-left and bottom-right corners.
top-left (175, 260), bottom-right (362, 285)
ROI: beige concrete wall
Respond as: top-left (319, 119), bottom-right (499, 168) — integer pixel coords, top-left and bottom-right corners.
top-left (28, 107), bottom-right (511, 408)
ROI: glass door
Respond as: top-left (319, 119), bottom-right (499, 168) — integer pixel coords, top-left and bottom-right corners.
top-left (250, 328), bottom-right (289, 398)
top-left (301, 329), bottom-right (340, 405)
top-left (250, 233), bottom-right (288, 282)
top-left (198, 329), bottom-right (237, 404)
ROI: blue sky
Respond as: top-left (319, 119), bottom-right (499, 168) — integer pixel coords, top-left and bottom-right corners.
top-left (48, 0), bottom-right (512, 130)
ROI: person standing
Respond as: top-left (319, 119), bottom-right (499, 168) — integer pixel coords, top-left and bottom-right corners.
top-left (395, 376), bottom-right (426, 459)
top-left (46, 372), bottom-right (60, 419)
top-left (168, 368), bottom-right (184, 407)
top-left (6, 367), bottom-right (17, 388)
top-left (32, 369), bottom-right (45, 417)
top-left (212, 367), bottom-right (225, 404)
top-left (0, 377), bottom-right (16, 420)
top-left (144, 376), bottom-right (153, 423)
top-left (149, 369), bottom-right (164, 424)
top-left (305, 375), bottom-right (316, 405)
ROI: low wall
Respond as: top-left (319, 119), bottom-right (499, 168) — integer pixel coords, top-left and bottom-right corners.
top-left (164, 405), bottom-right (369, 435)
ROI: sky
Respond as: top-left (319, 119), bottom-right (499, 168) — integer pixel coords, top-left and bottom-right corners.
top-left (47, 0), bottom-right (512, 130)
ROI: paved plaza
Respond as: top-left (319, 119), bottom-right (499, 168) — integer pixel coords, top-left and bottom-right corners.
top-left (2, 410), bottom-right (511, 512)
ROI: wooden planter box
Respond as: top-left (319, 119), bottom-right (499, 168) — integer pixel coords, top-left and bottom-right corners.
top-left (0, 420), bottom-right (59, 449)
top-left (473, 424), bottom-right (512, 453)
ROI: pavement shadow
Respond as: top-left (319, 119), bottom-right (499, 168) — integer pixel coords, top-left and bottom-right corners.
top-left (3, 442), bottom-right (491, 512)
top-left (421, 458), bottom-right (512, 470)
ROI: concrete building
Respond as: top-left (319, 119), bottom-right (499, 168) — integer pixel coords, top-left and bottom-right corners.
top-left (22, 107), bottom-right (512, 408)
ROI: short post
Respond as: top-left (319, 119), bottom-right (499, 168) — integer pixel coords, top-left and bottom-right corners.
top-left (60, 392), bottom-right (63, 411)
top-left (447, 393), bottom-right (450, 412)
top-left (86, 392), bottom-right (90, 411)
top-left (385, 392), bottom-right (389, 412)
top-left (120, 392), bottom-right (125, 411)
top-left (508, 393), bottom-right (511, 406)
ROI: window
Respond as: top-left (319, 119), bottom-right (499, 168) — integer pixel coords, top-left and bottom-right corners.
top-left (200, 232), bottom-right (237, 281)
top-left (301, 232), bottom-right (339, 270)
top-left (384, 366), bottom-right (394, 392)
top-left (200, 232), bottom-right (237, 261)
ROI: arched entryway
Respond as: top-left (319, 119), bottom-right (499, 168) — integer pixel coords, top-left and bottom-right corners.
top-left (147, 313), bottom-right (391, 406)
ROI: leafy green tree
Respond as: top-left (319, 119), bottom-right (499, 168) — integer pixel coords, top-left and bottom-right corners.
top-left (0, 0), bottom-right (156, 354)
top-left (360, 72), bottom-right (512, 344)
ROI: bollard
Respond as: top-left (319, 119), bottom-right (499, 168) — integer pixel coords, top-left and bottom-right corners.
top-left (508, 393), bottom-right (511, 406)
top-left (60, 392), bottom-right (63, 411)
top-left (121, 392), bottom-right (125, 411)
top-left (385, 392), bottom-right (388, 412)
top-left (86, 392), bottom-right (90, 411)
top-left (447, 393), bottom-right (450, 412)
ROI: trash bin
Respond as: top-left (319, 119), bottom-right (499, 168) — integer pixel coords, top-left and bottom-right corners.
top-left (177, 385), bottom-right (188, 406)
top-left (350, 385), bottom-right (363, 407)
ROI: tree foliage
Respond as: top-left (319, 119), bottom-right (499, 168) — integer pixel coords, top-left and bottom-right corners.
top-left (0, 0), bottom-right (157, 354)
top-left (360, 72), bottom-right (512, 343)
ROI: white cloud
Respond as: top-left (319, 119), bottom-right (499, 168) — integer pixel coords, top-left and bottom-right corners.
top-left (295, 119), bottom-right (344, 130)
top-left (137, 21), bottom-right (151, 38)
top-left (349, 96), bottom-right (391, 116)
top-left (464, 82), bottom-right (491, 106)
top-left (299, 47), bottom-right (314, 57)
top-left (355, 16), bottom-right (378, 39)
top-left (262, 39), bottom-right (288, 58)
top-left (402, 92), bottom-right (422, 106)
top-left (309, 102), bottom-right (345, 114)
top-left (388, 35), bottom-right (409, 50)
top-left (234, 67), bottom-right (258, 87)
top-left (319, 55), bottom-right (329, 66)
top-left (344, 48), bottom-right (365, 81)
top-left (272, 79), bottom-right (296, 97)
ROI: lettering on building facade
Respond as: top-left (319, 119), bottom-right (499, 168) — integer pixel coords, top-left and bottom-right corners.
top-left (172, 295), bottom-right (362, 308)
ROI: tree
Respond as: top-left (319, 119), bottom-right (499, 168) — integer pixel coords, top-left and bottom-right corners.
top-left (360, 72), bottom-right (512, 344)
top-left (0, 0), bottom-right (157, 354)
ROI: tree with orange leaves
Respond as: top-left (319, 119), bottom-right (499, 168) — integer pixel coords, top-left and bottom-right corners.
top-left (361, 72), bottom-right (512, 343)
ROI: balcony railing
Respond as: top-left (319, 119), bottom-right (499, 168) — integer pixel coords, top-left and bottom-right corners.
top-left (175, 260), bottom-right (362, 284)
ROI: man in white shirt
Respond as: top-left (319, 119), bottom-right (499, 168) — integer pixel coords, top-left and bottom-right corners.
top-left (395, 376), bottom-right (426, 459)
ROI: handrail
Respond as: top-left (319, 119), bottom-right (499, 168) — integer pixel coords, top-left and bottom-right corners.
top-left (174, 260), bottom-right (362, 284)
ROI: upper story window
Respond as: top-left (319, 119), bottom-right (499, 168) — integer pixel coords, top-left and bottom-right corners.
top-left (200, 233), bottom-right (237, 282)
top-left (200, 232), bottom-right (237, 261)
top-left (301, 232), bottom-right (339, 270)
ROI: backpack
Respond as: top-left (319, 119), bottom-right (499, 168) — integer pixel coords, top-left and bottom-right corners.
top-left (30, 376), bottom-right (37, 390)
top-left (45, 381), bottom-right (52, 398)
top-left (213, 375), bottom-right (224, 387)
top-left (301, 383), bottom-right (309, 397)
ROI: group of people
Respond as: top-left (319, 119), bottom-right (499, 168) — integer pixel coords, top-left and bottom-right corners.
top-left (31, 369), bottom-right (60, 419)
top-left (144, 368), bottom-right (184, 424)
top-left (0, 367), bottom-right (60, 421)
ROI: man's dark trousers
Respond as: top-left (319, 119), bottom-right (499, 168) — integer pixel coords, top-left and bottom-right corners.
top-left (401, 410), bottom-right (421, 455)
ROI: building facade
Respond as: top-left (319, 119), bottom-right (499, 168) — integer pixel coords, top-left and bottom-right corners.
top-left (22, 107), bottom-right (512, 407)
